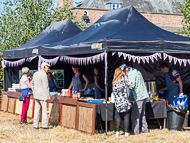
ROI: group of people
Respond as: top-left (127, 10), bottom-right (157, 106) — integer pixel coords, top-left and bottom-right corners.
top-left (112, 61), bottom-right (183, 137)
top-left (112, 63), bottom-right (149, 136)
top-left (19, 61), bottom-right (183, 133)
top-left (20, 63), bottom-right (51, 129)
top-left (19, 63), bottom-right (105, 129)
top-left (68, 65), bottom-right (105, 99)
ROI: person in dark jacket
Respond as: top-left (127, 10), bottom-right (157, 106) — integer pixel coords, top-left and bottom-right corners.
top-left (94, 67), bottom-right (105, 99)
top-left (47, 72), bottom-right (59, 92)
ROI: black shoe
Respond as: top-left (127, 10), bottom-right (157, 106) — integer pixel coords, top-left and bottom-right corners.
top-left (23, 121), bottom-right (28, 125)
top-left (34, 127), bottom-right (39, 129)
top-left (42, 127), bottom-right (49, 129)
top-left (20, 122), bottom-right (25, 125)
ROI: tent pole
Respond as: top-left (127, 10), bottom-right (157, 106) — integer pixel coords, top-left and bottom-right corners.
top-left (105, 50), bottom-right (108, 135)
top-left (3, 68), bottom-right (5, 91)
top-left (38, 56), bottom-right (41, 71)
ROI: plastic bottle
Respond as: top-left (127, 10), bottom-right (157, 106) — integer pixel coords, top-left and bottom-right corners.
top-left (77, 93), bottom-right (80, 98)
top-left (111, 93), bottom-right (115, 103)
top-left (68, 89), bottom-right (71, 96)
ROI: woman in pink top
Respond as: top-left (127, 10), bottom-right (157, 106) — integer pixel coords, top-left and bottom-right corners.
top-left (20, 67), bottom-right (31, 124)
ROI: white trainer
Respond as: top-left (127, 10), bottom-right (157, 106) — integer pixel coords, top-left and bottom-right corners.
top-left (116, 131), bottom-right (119, 137)
top-left (125, 132), bottom-right (129, 137)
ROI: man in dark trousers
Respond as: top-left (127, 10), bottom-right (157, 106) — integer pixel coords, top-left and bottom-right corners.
top-left (160, 62), bottom-right (183, 105)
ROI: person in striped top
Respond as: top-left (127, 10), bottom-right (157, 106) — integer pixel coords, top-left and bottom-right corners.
top-left (160, 62), bottom-right (183, 105)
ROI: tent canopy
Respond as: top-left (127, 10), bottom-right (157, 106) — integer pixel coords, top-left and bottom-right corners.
top-left (41, 6), bottom-right (190, 56)
top-left (3, 19), bottom-right (82, 59)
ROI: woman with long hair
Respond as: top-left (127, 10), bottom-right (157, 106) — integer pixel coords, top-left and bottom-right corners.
top-left (120, 63), bottom-right (149, 135)
top-left (68, 65), bottom-right (89, 97)
top-left (112, 68), bottom-right (132, 137)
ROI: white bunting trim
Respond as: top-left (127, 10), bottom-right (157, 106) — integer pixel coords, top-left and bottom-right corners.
top-left (116, 52), bottom-right (162, 64)
top-left (163, 53), bottom-right (190, 66)
top-left (60, 53), bottom-right (105, 65)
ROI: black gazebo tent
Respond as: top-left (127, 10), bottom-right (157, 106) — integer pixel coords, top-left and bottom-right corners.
top-left (3, 19), bottom-right (82, 90)
top-left (40, 6), bottom-right (190, 56)
top-left (40, 6), bottom-right (190, 133)
top-left (3, 6), bottom-right (190, 133)
top-left (3, 19), bottom-right (82, 59)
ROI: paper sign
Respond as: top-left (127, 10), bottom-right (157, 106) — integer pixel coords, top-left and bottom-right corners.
top-left (32, 49), bottom-right (38, 54)
top-left (91, 43), bottom-right (102, 49)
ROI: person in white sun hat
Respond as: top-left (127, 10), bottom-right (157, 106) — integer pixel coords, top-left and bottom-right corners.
top-left (31, 62), bottom-right (51, 129)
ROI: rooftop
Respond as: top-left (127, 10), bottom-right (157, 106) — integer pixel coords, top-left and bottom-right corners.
top-left (79, 0), bottom-right (185, 14)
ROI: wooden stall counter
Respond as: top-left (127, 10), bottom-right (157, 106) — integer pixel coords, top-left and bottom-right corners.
top-left (48, 96), bottom-right (78, 127)
top-left (1, 91), bottom-right (8, 112)
top-left (5, 91), bottom-right (35, 118)
top-left (1, 92), bottom-right (96, 134)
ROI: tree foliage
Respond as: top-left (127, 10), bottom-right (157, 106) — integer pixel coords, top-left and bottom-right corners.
top-left (0, 0), bottom-right (88, 95)
top-left (0, 0), bottom-right (88, 51)
top-left (179, 0), bottom-right (190, 37)
top-left (0, 0), bottom-right (56, 50)
top-left (52, 2), bottom-right (88, 30)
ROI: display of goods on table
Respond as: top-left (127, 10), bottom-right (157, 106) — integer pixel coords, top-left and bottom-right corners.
top-left (50, 92), bottom-right (58, 96)
top-left (88, 99), bottom-right (104, 103)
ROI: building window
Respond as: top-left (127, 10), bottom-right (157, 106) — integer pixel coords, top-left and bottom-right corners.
top-left (112, 3), bottom-right (121, 9)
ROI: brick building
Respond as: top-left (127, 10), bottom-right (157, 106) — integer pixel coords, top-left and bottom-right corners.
top-left (58, 0), bottom-right (185, 33)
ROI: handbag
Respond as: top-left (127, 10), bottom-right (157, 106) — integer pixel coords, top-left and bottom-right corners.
top-left (19, 96), bottom-right (25, 101)
top-left (125, 76), bottom-right (135, 102)
top-left (127, 88), bottom-right (135, 102)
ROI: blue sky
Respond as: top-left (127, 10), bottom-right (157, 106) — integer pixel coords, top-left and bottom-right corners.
top-left (0, 0), bottom-right (6, 13)
top-left (0, 0), bottom-right (60, 14)
top-left (0, 0), bottom-right (83, 12)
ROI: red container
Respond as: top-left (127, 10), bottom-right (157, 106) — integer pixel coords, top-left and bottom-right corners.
top-left (72, 94), bottom-right (78, 99)
top-left (68, 89), bottom-right (71, 96)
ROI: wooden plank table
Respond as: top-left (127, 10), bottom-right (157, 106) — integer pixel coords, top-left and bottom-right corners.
top-left (1, 92), bottom-right (97, 134)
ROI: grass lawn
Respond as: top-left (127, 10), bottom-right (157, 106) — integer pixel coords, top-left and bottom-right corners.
top-left (0, 111), bottom-right (190, 143)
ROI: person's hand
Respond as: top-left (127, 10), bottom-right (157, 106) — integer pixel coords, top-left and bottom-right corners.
top-left (101, 89), bottom-right (105, 93)
top-left (160, 88), bottom-right (166, 93)
top-left (28, 76), bottom-right (31, 80)
top-left (179, 92), bottom-right (183, 97)
top-left (79, 89), bottom-right (85, 92)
